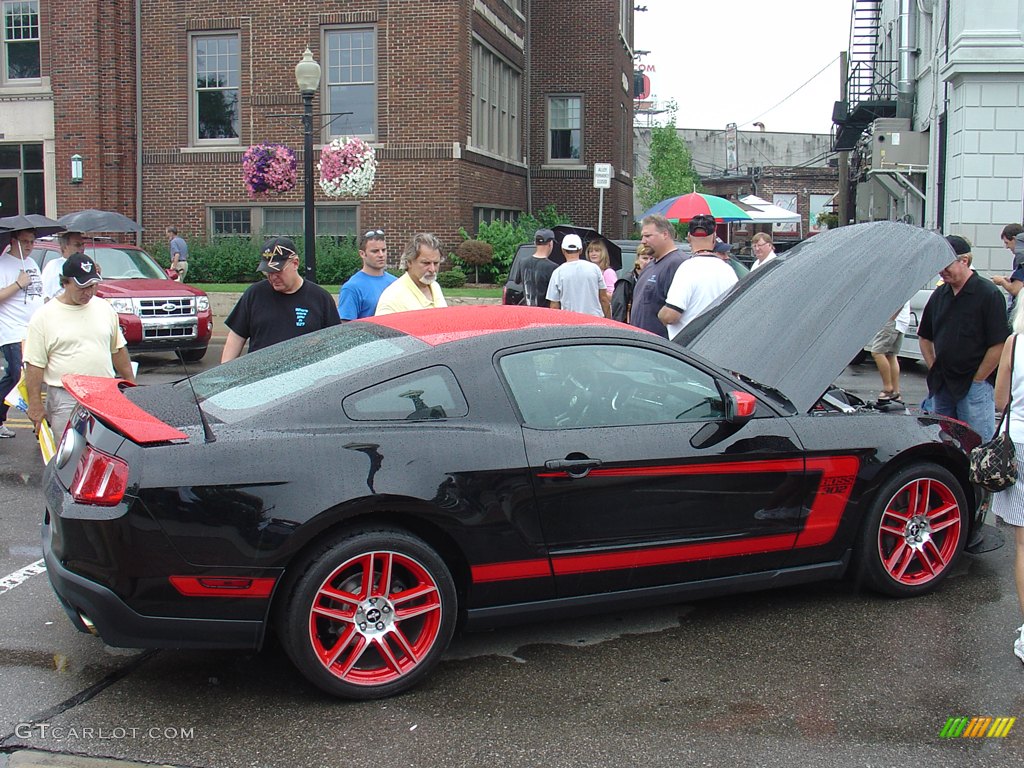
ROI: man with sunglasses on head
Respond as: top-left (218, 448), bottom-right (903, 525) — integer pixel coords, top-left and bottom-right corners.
top-left (221, 237), bottom-right (341, 362)
top-left (338, 229), bottom-right (396, 319)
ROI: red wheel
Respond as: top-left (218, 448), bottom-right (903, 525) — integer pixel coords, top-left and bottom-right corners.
top-left (858, 464), bottom-right (967, 597)
top-left (279, 528), bottom-right (456, 699)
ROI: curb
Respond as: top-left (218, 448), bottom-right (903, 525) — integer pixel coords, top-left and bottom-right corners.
top-left (6, 751), bottom-right (183, 768)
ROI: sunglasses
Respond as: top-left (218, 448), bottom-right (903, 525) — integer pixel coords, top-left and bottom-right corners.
top-left (364, 229), bottom-right (385, 238)
top-left (535, 237), bottom-right (552, 245)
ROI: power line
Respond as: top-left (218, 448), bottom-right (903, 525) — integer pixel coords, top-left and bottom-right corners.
top-left (729, 55), bottom-right (841, 132)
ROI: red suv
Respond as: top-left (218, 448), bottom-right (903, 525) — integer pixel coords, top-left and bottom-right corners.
top-left (31, 240), bottom-right (213, 362)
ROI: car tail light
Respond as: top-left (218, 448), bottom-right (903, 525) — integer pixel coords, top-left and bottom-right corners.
top-left (70, 446), bottom-right (129, 506)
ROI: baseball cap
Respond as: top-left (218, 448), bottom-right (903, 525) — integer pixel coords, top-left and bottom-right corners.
top-left (713, 238), bottom-right (732, 254)
top-left (258, 236), bottom-right (298, 273)
top-left (945, 235), bottom-right (971, 256)
top-left (688, 214), bottom-right (717, 237)
top-left (62, 253), bottom-right (102, 286)
top-left (561, 234), bottom-right (583, 251)
top-left (535, 228), bottom-right (555, 244)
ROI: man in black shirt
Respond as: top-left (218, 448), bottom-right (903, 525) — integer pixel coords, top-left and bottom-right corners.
top-left (919, 235), bottom-right (1009, 440)
top-left (221, 237), bottom-right (341, 361)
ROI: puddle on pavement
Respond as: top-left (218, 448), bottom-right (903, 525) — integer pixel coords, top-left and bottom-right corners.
top-left (444, 605), bottom-right (692, 663)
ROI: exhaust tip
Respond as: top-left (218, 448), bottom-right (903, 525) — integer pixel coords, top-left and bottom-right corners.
top-left (78, 612), bottom-right (98, 635)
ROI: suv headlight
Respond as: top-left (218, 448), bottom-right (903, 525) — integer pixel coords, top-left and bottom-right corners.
top-left (107, 298), bottom-right (136, 314)
top-left (196, 296), bottom-right (210, 312)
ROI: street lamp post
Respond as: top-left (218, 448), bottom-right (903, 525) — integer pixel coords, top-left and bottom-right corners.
top-left (295, 47), bottom-right (322, 282)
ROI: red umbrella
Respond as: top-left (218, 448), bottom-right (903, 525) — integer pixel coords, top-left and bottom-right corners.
top-left (641, 193), bottom-right (753, 223)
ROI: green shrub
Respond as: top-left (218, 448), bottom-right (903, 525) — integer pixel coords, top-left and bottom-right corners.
top-left (143, 235), bottom-right (361, 284)
top-left (449, 205), bottom-right (571, 284)
top-left (437, 268), bottom-right (466, 289)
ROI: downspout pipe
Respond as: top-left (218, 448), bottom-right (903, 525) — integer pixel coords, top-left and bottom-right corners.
top-left (897, 0), bottom-right (918, 121)
top-left (135, 0), bottom-right (143, 239)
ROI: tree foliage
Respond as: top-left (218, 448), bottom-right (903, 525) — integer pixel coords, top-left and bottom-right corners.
top-left (635, 102), bottom-right (703, 210)
top-left (450, 205), bottom-right (570, 283)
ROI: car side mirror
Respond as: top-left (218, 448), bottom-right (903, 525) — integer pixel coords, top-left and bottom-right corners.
top-left (726, 391), bottom-right (757, 425)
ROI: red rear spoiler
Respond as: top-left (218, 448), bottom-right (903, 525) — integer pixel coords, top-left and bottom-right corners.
top-left (62, 375), bottom-right (189, 444)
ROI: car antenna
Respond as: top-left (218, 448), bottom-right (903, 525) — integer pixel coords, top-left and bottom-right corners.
top-left (175, 350), bottom-right (216, 443)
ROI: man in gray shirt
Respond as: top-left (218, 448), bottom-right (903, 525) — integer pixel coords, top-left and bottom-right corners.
top-left (545, 234), bottom-right (610, 318)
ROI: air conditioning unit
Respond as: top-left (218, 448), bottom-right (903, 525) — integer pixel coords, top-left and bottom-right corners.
top-left (869, 118), bottom-right (928, 169)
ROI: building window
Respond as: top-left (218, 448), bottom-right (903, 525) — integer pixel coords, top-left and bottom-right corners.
top-left (212, 208), bottom-right (251, 236)
top-left (192, 34), bottom-right (240, 143)
top-left (0, 142), bottom-right (44, 215)
top-left (547, 96), bottom-right (582, 162)
top-left (502, 0), bottom-right (524, 15)
top-left (2, 1), bottom-right (40, 82)
top-left (471, 41), bottom-right (520, 161)
top-left (316, 206), bottom-right (357, 236)
top-left (474, 206), bottom-right (521, 230)
top-left (263, 207), bottom-right (303, 236)
top-left (211, 206), bottom-right (356, 239)
top-left (324, 28), bottom-right (376, 139)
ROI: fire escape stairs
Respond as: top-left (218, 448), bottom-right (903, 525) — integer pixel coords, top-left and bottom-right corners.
top-left (832, 0), bottom-right (898, 151)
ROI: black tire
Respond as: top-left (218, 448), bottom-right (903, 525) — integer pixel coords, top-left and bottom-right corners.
top-left (277, 527), bottom-right (457, 699)
top-left (856, 463), bottom-right (968, 597)
top-left (180, 347), bottom-right (207, 363)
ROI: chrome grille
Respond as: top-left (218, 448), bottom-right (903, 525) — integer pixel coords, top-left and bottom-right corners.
top-left (138, 297), bottom-right (195, 318)
top-left (143, 325), bottom-right (197, 340)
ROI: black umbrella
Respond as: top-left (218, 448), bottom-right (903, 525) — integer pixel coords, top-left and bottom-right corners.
top-left (57, 209), bottom-right (142, 233)
top-left (675, 222), bottom-right (956, 413)
top-left (551, 224), bottom-right (623, 270)
top-left (0, 213), bottom-right (65, 252)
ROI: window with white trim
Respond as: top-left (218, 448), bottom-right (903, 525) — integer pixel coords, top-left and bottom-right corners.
top-left (618, 0), bottom-right (633, 49)
top-left (2, 1), bottom-right (39, 82)
top-left (324, 27), bottom-right (376, 139)
top-left (192, 34), bottom-right (240, 144)
top-left (471, 41), bottom-right (521, 161)
top-left (211, 206), bottom-right (357, 238)
top-left (547, 95), bottom-right (582, 162)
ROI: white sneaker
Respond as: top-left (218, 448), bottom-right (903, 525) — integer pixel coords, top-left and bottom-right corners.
top-left (0, 424), bottom-right (15, 438)
top-left (1014, 626), bottom-right (1024, 663)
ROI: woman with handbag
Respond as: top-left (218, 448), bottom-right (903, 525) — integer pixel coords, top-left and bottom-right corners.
top-left (992, 304), bottom-right (1024, 663)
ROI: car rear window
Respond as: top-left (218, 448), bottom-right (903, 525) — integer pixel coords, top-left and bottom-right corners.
top-left (189, 324), bottom-right (426, 421)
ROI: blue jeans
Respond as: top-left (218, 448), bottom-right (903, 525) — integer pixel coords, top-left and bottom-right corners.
top-left (0, 341), bottom-right (22, 424)
top-left (928, 381), bottom-right (996, 442)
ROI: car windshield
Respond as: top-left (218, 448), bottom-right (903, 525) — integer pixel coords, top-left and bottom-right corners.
top-left (87, 247), bottom-right (168, 279)
top-left (187, 323), bottom-right (426, 423)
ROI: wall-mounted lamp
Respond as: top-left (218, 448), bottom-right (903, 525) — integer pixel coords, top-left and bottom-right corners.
top-left (70, 154), bottom-right (83, 184)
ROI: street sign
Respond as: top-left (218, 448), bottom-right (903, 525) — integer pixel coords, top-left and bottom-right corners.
top-left (593, 163), bottom-right (612, 189)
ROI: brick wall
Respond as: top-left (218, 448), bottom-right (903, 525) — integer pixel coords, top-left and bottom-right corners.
top-left (49, 0), bottom-right (137, 221)
top-left (47, 0), bottom-right (631, 261)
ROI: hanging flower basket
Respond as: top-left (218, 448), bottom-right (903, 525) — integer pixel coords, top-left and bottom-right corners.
top-left (318, 137), bottom-right (377, 198)
top-left (242, 143), bottom-right (297, 199)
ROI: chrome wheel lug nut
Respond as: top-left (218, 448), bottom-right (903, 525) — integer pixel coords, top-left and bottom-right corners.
top-left (359, 622), bottom-right (367, 631)
top-left (376, 622), bottom-right (385, 630)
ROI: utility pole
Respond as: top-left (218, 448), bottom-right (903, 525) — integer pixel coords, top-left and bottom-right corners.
top-left (837, 51), bottom-right (851, 226)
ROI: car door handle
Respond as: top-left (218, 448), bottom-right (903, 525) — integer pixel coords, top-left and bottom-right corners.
top-left (544, 458), bottom-right (603, 471)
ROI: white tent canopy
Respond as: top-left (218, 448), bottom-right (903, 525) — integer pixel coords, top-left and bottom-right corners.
top-left (739, 195), bottom-right (801, 223)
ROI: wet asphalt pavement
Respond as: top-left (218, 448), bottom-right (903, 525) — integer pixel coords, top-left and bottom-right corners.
top-left (1, 351), bottom-right (1022, 767)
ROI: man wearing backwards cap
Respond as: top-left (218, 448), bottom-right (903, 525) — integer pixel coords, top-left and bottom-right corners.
top-left (545, 233), bottom-right (611, 317)
top-left (918, 234), bottom-right (1009, 441)
top-left (23, 253), bottom-right (136, 438)
top-left (657, 214), bottom-right (737, 340)
top-left (222, 236), bottom-right (341, 362)
top-left (0, 226), bottom-right (44, 437)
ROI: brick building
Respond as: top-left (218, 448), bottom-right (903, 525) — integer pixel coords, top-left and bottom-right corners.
top-left (3, 1), bottom-right (635, 262)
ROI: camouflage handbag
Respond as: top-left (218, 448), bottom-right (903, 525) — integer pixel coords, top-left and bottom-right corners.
top-left (969, 337), bottom-right (1017, 492)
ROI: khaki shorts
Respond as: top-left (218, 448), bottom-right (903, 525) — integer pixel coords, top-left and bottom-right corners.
top-left (870, 321), bottom-right (904, 355)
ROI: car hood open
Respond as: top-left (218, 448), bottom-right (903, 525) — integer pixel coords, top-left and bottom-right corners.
top-left (675, 222), bottom-right (956, 413)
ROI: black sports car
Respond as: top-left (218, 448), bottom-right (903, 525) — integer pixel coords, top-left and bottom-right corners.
top-left (42, 223), bottom-right (1000, 700)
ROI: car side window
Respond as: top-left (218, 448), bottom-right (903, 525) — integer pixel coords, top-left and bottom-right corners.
top-left (500, 344), bottom-right (725, 429)
top-left (343, 366), bottom-right (468, 421)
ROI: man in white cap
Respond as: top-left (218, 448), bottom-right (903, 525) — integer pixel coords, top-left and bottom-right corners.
top-left (24, 253), bottom-right (136, 438)
top-left (0, 226), bottom-right (44, 438)
top-left (545, 233), bottom-right (610, 318)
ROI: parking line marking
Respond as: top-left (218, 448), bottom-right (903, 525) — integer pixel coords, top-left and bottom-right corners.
top-left (0, 559), bottom-right (47, 595)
